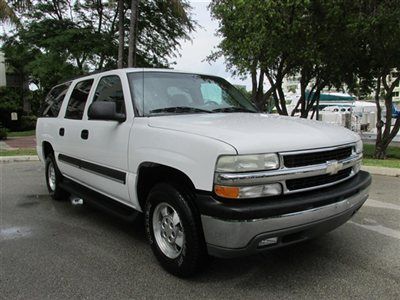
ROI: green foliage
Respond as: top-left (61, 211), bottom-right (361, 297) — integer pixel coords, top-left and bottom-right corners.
top-left (210, 0), bottom-right (362, 115)
top-left (363, 144), bottom-right (400, 160)
top-left (20, 115), bottom-right (37, 131)
top-left (8, 129), bottom-right (35, 137)
top-left (0, 87), bottom-right (22, 111)
top-left (1, 0), bottom-right (195, 111)
top-left (0, 123), bottom-right (8, 140)
top-left (234, 85), bottom-right (251, 99)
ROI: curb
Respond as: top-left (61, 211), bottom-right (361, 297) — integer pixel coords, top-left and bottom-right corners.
top-left (0, 155), bottom-right (40, 163)
top-left (361, 165), bottom-right (400, 177)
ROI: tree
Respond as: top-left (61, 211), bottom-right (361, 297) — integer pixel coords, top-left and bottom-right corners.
top-left (0, 0), bottom-right (31, 24)
top-left (209, 0), bottom-right (359, 117)
top-left (126, 0), bottom-right (193, 67)
top-left (0, 0), bottom-right (17, 23)
top-left (128, 0), bottom-right (139, 67)
top-left (1, 0), bottom-right (196, 110)
top-left (209, 0), bottom-right (312, 113)
top-left (118, 0), bottom-right (125, 68)
top-left (352, 0), bottom-right (400, 158)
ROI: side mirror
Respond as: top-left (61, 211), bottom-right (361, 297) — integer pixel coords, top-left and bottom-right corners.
top-left (88, 101), bottom-right (126, 122)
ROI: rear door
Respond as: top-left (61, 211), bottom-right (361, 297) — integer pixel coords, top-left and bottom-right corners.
top-left (37, 82), bottom-right (71, 161)
top-left (60, 73), bottom-right (133, 205)
top-left (56, 78), bottom-right (96, 184)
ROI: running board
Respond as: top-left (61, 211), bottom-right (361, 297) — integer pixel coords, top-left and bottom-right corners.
top-left (59, 178), bottom-right (140, 222)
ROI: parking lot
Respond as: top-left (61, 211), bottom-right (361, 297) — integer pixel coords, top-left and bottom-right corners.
top-left (1, 161), bottom-right (399, 299)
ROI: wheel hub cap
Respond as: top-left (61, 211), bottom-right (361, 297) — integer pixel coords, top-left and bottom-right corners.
top-left (48, 162), bottom-right (56, 191)
top-left (152, 203), bottom-right (185, 259)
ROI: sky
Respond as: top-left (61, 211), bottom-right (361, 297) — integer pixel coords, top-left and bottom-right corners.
top-left (170, 0), bottom-right (252, 89)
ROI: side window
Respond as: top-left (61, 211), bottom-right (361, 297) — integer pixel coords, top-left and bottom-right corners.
top-left (41, 82), bottom-right (71, 117)
top-left (65, 79), bottom-right (94, 120)
top-left (92, 75), bottom-right (125, 114)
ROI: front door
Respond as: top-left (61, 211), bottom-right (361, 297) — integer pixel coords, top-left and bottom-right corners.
top-left (68, 73), bottom-right (133, 205)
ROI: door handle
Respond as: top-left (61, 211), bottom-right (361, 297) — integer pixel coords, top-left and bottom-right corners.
top-left (59, 128), bottom-right (65, 136)
top-left (81, 129), bottom-right (89, 140)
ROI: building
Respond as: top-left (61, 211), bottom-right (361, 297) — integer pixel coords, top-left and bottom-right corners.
top-left (389, 70), bottom-right (400, 103)
top-left (0, 51), bottom-right (6, 87)
top-left (283, 71), bottom-right (400, 104)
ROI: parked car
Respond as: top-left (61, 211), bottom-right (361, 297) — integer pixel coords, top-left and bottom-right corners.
top-left (36, 69), bottom-right (372, 277)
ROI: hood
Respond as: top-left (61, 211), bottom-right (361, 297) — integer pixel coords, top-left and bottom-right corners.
top-left (148, 113), bottom-right (360, 154)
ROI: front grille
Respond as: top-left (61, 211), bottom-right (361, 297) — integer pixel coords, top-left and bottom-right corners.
top-left (286, 168), bottom-right (352, 191)
top-left (283, 147), bottom-right (352, 168)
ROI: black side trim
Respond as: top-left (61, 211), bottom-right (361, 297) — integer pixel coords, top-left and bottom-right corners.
top-left (195, 171), bottom-right (371, 220)
top-left (58, 154), bottom-right (126, 184)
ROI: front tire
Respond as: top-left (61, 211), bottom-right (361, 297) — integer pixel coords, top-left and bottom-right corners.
top-left (45, 154), bottom-right (69, 200)
top-left (145, 183), bottom-right (206, 277)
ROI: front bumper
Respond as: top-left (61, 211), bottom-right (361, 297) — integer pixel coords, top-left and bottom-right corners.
top-left (196, 171), bottom-right (371, 258)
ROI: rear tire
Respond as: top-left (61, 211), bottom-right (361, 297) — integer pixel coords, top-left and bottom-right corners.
top-left (145, 183), bottom-right (207, 277)
top-left (45, 154), bottom-right (69, 201)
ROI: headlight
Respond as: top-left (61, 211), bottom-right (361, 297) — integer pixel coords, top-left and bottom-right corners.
top-left (216, 153), bottom-right (280, 172)
top-left (355, 140), bottom-right (363, 154)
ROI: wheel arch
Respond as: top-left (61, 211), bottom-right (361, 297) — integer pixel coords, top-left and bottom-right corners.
top-left (136, 162), bottom-right (197, 211)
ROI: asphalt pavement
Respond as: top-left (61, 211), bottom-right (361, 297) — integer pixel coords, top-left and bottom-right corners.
top-left (1, 162), bottom-right (399, 299)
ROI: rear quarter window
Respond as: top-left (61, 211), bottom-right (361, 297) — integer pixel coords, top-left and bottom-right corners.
top-left (41, 82), bottom-right (71, 118)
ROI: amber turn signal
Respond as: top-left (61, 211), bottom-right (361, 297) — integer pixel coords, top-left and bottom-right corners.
top-left (214, 185), bottom-right (240, 199)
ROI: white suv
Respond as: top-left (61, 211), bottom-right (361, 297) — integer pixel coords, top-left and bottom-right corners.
top-left (36, 69), bottom-right (371, 277)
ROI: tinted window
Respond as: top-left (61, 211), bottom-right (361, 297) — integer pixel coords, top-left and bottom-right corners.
top-left (92, 75), bottom-right (125, 114)
top-left (41, 82), bottom-right (71, 117)
top-left (65, 79), bottom-right (94, 120)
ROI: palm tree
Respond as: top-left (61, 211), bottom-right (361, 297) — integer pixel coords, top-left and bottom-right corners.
top-left (117, 0), bottom-right (124, 68)
top-left (127, 0), bottom-right (192, 68)
top-left (127, 0), bottom-right (139, 68)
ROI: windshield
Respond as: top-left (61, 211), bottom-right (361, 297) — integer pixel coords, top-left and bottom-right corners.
top-left (127, 72), bottom-right (258, 116)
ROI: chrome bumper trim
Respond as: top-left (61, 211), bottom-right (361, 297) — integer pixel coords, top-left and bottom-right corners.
top-left (201, 185), bottom-right (369, 249)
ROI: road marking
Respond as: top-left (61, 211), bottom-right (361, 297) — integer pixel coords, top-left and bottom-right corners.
top-left (364, 198), bottom-right (400, 211)
top-left (349, 221), bottom-right (400, 240)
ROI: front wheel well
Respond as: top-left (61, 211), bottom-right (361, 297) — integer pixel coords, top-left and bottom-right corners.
top-left (136, 163), bottom-right (196, 211)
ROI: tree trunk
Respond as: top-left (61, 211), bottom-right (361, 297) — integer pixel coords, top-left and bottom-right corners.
top-left (117, 0), bottom-right (124, 69)
top-left (128, 0), bottom-right (139, 68)
top-left (374, 74), bottom-right (400, 158)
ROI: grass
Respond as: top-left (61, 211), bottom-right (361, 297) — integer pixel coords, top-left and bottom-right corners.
top-left (7, 130), bottom-right (36, 137)
top-left (362, 158), bottom-right (400, 169)
top-left (0, 148), bottom-right (37, 156)
top-left (362, 144), bottom-right (400, 169)
top-left (363, 144), bottom-right (400, 159)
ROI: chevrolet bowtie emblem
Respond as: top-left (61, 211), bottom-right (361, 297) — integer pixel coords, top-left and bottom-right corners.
top-left (326, 160), bottom-right (343, 175)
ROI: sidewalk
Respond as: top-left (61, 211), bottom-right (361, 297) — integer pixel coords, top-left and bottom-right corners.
top-left (2, 135), bottom-right (36, 149)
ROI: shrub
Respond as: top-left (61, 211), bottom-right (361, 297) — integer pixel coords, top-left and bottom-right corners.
top-left (0, 125), bottom-right (8, 140)
top-left (20, 115), bottom-right (37, 131)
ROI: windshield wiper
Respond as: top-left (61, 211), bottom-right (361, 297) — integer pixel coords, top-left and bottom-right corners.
top-left (212, 107), bottom-right (256, 113)
top-left (149, 106), bottom-right (212, 115)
